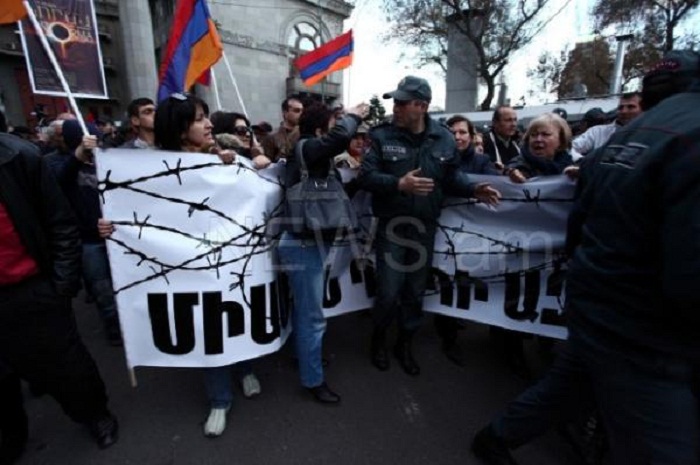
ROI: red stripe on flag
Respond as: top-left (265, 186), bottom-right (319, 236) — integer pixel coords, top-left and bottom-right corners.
top-left (294, 30), bottom-right (353, 71)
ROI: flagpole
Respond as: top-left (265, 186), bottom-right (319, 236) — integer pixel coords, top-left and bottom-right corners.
top-left (221, 52), bottom-right (248, 118)
top-left (211, 65), bottom-right (222, 111)
top-left (22, 1), bottom-right (88, 135)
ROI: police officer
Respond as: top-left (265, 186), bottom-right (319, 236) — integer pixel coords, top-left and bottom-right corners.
top-left (357, 76), bottom-right (501, 376)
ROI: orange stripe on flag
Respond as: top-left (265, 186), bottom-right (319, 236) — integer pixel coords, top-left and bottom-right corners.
top-left (0, 0), bottom-right (27, 24)
top-left (303, 54), bottom-right (353, 87)
top-left (184, 19), bottom-right (223, 90)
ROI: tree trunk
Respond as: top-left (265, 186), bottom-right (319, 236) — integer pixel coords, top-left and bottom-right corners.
top-left (480, 74), bottom-right (496, 111)
top-left (665, 21), bottom-right (674, 51)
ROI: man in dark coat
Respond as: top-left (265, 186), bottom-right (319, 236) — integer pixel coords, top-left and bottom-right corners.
top-left (0, 125), bottom-right (118, 464)
top-left (471, 49), bottom-right (700, 465)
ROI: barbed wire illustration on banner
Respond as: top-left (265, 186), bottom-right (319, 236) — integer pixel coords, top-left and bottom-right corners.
top-left (98, 157), bottom-right (285, 311)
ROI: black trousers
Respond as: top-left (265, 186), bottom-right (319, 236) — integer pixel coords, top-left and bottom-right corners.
top-left (0, 276), bottom-right (109, 424)
top-left (372, 218), bottom-right (436, 334)
top-left (0, 368), bottom-right (27, 449)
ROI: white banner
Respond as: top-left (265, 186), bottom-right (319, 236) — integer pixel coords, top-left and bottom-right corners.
top-left (424, 175), bottom-right (571, 339)
top-left (97, 149), bottom-right (291, 369)
top-left (97, 150), bottom-right (573, 368)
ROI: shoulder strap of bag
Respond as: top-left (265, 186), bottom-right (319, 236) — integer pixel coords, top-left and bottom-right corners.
top-left (295, 139), bottom-right (339, 181)
top-left (295, 139), bottom-right (309, 180)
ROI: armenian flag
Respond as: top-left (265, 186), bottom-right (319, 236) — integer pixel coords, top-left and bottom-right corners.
top-left (294, 30), bottom-right (353, 87)
top-left (1, 0), bottom-right (27, 24)
top-left (157, 0), bottom-right (222, 102)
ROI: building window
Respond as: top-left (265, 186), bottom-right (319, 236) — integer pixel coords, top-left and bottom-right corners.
top-left (288, 21), bottom-right (321, 53)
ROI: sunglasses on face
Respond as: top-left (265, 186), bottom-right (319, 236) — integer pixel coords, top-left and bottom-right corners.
top-left (288, 107), bottom-right (303, 114)
top-left (234, 125), bottom-right (251, 136)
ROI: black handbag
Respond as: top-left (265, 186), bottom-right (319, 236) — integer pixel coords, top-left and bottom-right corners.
top-left (285, 140), bottom-right (358, 235)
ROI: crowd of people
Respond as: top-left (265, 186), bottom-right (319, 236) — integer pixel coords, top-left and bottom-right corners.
top-left (0, 48), bottom-right (698, 465)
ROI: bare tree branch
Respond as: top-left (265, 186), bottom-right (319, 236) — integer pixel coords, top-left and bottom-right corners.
top-left (383, 0), bottom-right (563, 109)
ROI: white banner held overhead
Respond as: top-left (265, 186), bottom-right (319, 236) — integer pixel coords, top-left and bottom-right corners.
top-left (97, 149), bottom-right (574, 369)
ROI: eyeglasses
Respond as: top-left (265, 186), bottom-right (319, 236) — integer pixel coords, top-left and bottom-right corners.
top-left (234, 125), bottom-right (251, 136)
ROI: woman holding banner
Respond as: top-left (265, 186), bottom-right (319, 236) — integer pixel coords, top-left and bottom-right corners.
top-left (505, 113), bottom-right (578, 183)
top-left (98, 94), bottom-right (261, 438)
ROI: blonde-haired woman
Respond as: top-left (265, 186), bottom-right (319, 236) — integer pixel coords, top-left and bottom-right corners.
top-left (506, 113), bottom-right (578, 183)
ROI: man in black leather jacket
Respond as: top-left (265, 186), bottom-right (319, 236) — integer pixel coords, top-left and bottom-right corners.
top-left (471, 50), bottom-right (700, 465)
top-left (357, 76), bottom-right (500, 376)
top-left (0, 131), bottom-right (118, 463)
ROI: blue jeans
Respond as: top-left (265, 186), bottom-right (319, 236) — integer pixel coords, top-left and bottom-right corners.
top-left (276, 231), bottom-right (330, 388)
top-left (372, 218), bottom-right (436, 333)
top-left (204, 361), bottom-right (254, 409)
top-left (492, 334), bottom-right (700, 464)
top-left (82, 242), bottom-right (118, 322)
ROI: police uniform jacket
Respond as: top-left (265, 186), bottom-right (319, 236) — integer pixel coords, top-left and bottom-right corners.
top-left (357, 116), bottom-right (475, 221)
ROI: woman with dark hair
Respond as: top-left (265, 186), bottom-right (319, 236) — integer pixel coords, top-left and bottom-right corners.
top-left (98, 94), bottom-right (257, 438)
top-left (277, 100), bottom-right (369, 404)
top-left (150, 93), bottom-right (234, 163)
top-left (211, 112), bottom-right (271, 169)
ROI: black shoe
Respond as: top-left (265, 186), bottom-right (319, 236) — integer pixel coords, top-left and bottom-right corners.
top-left (0, 442), bottom-right (25, 465)
top-left (306, 382), bottom-right (340, 404)
top-left (0, 411), bottom-right (27, 465)
top-left (0, 373), bottom-right (28, 465)
top-left (472, 425), bottom-right (519, 465)
top-left (393, 338), bottom-right (420, 376)
top-left (558, 414), bottom-right (608, 465)
top-left (87, 413), bottom-right (119, 449)
top-left (442, 339), bottom-right (466, 367)
top-left (370, 329), bottom-right (390, 371)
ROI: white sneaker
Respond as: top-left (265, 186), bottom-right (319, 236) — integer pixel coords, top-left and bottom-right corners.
top-left (203, 407), bottom-right (230, 437)
top-left (241, 373), bottom-right (261, 398)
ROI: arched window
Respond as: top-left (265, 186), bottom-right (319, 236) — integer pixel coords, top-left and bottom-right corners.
top-left (288, 21), bottom-right (322, 77)
top-left (288, 21), bottom-right (321, 52)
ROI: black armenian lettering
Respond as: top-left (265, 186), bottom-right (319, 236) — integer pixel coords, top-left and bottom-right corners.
top-left (349, 259), bottom-right (377, 299)
top-left (147, 281), bottom-right (289, 355)
top-left (202, 292), bottom-right (245, 355)
top-left (148, 292), bottom-right (198, 355)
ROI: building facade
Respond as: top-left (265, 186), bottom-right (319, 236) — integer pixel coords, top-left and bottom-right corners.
top-left (0, 0), bottom-right (351, 128)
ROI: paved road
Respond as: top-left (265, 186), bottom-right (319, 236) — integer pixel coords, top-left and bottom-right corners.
top-left (16, 296), bottom-right (577, 465)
